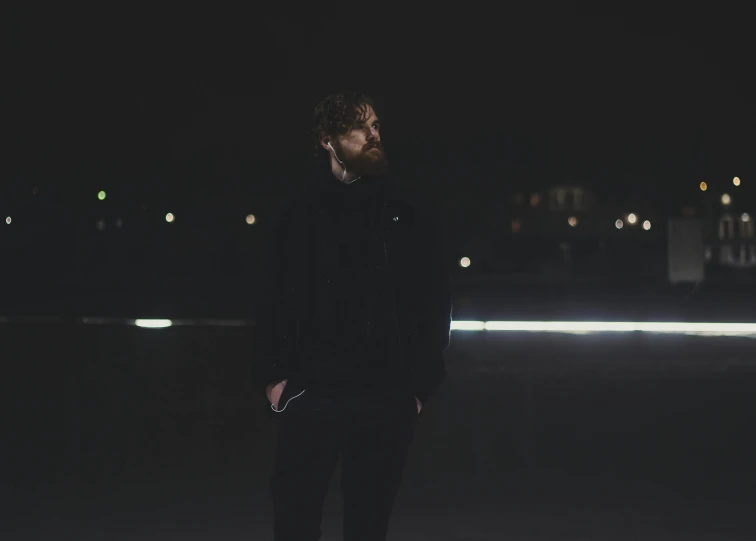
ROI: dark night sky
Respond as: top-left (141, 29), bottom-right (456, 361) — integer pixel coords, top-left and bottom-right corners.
top-left (6, 13), bottom-right (755, 208)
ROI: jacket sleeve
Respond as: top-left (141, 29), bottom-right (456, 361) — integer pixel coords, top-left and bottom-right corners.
top-left (409, 202), bottom-right (453, 406)
top-left (253, 201), bottom-right (297, 394)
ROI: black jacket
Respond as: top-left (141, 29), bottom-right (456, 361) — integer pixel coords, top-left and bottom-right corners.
top-left (254, 166), bottom-right (452, 406)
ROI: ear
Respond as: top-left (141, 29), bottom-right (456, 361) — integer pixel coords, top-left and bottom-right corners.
top-left (319, 132), bottom-right (331, 151)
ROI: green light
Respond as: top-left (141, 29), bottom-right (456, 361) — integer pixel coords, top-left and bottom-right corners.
top-left (98, 191), bottom-right (107, 201)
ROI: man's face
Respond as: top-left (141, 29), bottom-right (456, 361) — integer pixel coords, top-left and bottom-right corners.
top-left (331, 105), bottom-right (388, 177)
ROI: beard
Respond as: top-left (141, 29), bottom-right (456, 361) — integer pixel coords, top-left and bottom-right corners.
top-left (333, 140), bottom-right (389, 177)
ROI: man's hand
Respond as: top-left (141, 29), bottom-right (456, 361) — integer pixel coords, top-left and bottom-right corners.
top-left (415, 396), bottom-right (422, 415)
top-left (266, 379), bottom-right (288, 410)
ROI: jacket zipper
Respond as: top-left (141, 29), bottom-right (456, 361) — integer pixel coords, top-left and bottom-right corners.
top-left (380, 202), bottom-right (405, 371)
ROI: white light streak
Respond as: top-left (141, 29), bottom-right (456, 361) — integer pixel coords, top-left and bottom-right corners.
top-left (450, 320), bottom-right (756, 337)
top-left (135, 319), bottom-right (173, 329)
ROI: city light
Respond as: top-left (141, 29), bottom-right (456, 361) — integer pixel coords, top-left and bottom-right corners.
top-left (5, 217), bottom-right (11, 225)
top-left (449, 320), bottom-right (756, 337)
top-left (627, 213), bottom-right (638, 225)
top-left (246, 214), bottom-right (256, 225)
top-left (733, 177), bottom-right (741, 186)
top-left (166, 213), bottom-right (175, 223)
top-left (135, 319), bottom-right (173, 329)
top-left (512, 219), bottom-right (522, 233)
top-left (700, 182), bottom-right (708, 191)
top-left (98, 191), bottom-right (106, 201)
top-left (721, 194), bottom-right (732, 206)
top-left (459, 257), bottom-right (471, 268)
top-left (530, 194), bottom-right (541, 207)
top-left (615, 219), bottom-right (624, 229)
top-left (451, 321), bottom-right (486, 331)
top-left (743, 213), bottom-right (751, 223)
top-left (568, 216), bottom-right (578, 227)
top-left (643, 220), bottom-right (651, 230)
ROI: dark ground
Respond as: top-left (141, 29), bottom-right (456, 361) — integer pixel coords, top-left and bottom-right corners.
top-left (3, 321), bottom-right (756, 540)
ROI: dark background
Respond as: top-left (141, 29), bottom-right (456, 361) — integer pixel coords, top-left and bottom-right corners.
top-left (4, 13), bottom-right (756, 317)
top-left (4, 11), bottom-right (756, 540)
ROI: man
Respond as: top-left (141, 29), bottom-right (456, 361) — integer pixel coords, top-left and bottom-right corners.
top-left (255, 91), bottom-right (452, 540)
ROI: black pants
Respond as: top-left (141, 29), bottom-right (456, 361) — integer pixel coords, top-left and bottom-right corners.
top-left (269, 388), bottom-right (418, 540)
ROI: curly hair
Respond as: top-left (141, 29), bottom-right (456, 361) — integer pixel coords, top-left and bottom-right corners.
top-left (310, 92), bottom-right (376, 162)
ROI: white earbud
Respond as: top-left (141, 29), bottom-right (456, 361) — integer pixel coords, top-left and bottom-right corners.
top-left (326, 141), bottom-right (348, 181)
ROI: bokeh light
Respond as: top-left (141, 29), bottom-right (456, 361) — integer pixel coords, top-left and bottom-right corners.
top-left (512, 219), bottom-right (521, 233)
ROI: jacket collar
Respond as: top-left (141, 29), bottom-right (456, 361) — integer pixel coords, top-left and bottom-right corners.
top-left (312, 164), bottom-right (396, 204)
